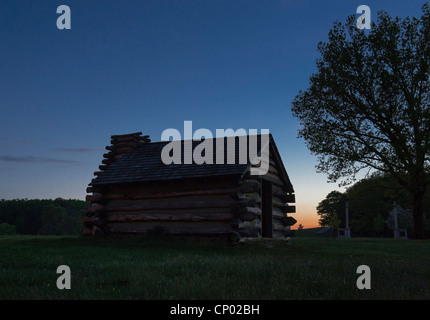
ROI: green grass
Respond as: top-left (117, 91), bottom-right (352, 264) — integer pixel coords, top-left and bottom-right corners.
top-left (0, 235), bottom-right (429, 299)
top-left (295, 227), bottom-right (334, 237)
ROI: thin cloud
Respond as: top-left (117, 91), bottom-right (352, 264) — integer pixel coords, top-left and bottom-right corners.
top-left (0, 155), bottom-right (80, 165)
top-left (51, 147), bottom-right (99, 153)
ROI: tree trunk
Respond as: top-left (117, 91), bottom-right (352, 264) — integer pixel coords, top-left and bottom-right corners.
top-left (412, 191), bottom-right (426, 239)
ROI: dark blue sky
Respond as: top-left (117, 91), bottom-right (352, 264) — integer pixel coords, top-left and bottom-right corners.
top-left (0, 0), bottom-right (426, 227)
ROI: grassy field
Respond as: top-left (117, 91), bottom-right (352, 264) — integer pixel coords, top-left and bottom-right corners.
top-left (0, 234), bottom-right (429, 300)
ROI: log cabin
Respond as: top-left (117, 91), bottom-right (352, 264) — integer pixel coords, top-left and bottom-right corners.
top-left (84, 132), bottom-right (296, 241)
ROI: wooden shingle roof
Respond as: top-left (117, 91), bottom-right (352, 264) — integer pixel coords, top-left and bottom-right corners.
top-left (90, 134), bottom-right (294, 193)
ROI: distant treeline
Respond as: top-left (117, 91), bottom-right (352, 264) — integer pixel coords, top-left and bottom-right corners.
top-left (317, 173), bottom-right (430, 237)
top-left (0, 198), bottom-right (88, 235)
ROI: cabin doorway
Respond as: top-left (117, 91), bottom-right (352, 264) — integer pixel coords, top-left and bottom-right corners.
top-left (261, 179), bottom-right (273, 238)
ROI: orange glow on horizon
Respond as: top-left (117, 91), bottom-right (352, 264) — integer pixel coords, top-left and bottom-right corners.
top-left (291, 215), bottom-right (320, 230)
top-left (290, 203), bottom-right (321, 230)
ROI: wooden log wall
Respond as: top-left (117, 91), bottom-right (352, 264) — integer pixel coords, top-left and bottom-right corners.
top-left (84, 176), bottom-right (263, 240)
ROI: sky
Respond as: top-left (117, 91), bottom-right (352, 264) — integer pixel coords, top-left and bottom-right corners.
top-left (0, 0), bottom-right (427, 229)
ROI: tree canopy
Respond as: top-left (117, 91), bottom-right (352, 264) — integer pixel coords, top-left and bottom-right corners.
top-left (0, 198), bottom-right (87, 235)
top-left (317, 191), bottom-right (345, 228)
top-left (292, 4), bottom-right (430, 238)
top-left (317, 173), bottom-right (430, 237)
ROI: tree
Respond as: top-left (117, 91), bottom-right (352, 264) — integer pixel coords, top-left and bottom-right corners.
top-left (0, 199), bottom-right (87, 235)
top-left (292, 4), bottom-right (430, 238)
top-left (298, 224), bottom-right (304, 231)
top-left (345, 173), bottom-right (393, 235)
top-left (319, 173), bottom-right (430, 236)
top-left (317, 191), bottom-right (345, 228)
top-left (39, 205), bottom-right (68, 235)
top-left (0, 223), bottom-right (16, 235)
top-left (372, 214), bottom-right (386, 235)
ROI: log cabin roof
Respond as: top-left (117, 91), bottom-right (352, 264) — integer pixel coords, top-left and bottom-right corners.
top-left (90, 134), bottom-right (294, 193)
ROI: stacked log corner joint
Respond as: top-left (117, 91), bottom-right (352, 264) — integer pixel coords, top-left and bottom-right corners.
top-left (83, 132), bottom-right (150, 236)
